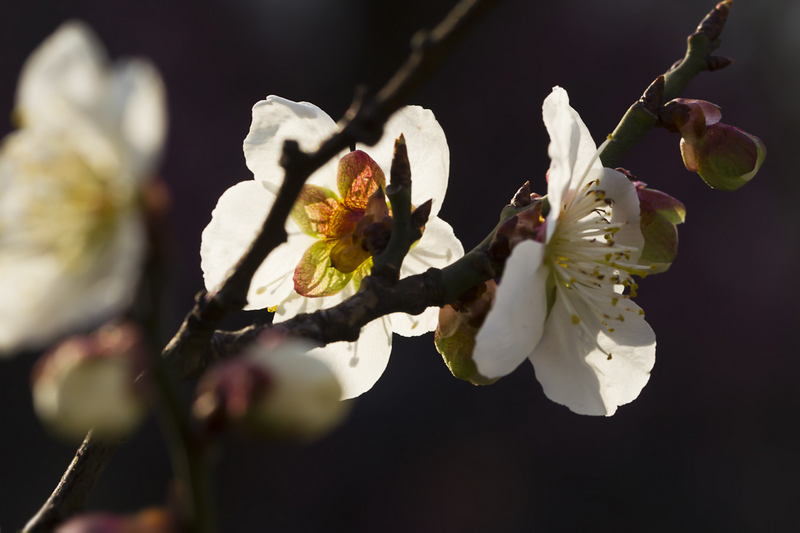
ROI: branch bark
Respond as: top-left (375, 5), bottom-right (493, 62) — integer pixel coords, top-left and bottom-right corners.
top-left (21, 434), bottom-right (121, 533)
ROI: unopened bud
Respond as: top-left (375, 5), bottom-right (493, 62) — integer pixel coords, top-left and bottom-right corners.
top-left (31, 323), bottom-right (147, 441)
top-left (193, 335), bottom-right (349, 443)
top-left (435, 281), bottom-right (499, 386)
top-left (661, 99), bottom-right (766, 191)
top-left (632, 181), bottom-right (686, 273)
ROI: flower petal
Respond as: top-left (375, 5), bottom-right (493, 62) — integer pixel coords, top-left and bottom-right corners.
top-left (473, 240), bottom-right (549, 378)
top-left (200, 181), bottom-right (312, 310)
top-left (303, 316), bottom-right (393, 400)
top-left (108, 59), bottom-right (167, 182)
top-left (594, 168), bottom-right (644, 262)
top-left (400, 216), bottom-right (464, 277)
top-left (529, 289), bottom-right (655, 416)
top-left (542, 87), bottom-right (600, 241)
top-left (16, 21), bottom-right (108, 131)
top-left (358, 106), bottom-right (449, 218)
top-left (244, 96), bottom-right (343, 190)
top-left (389, 216), bottom-right (465, 337)
top-left (275, 282), bottom-right (356, 322)
top-left (0, 215), bottom-right (144, 355)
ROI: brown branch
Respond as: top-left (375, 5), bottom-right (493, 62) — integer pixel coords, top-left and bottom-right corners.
top-left (20, 433), bottom-right (121, 533)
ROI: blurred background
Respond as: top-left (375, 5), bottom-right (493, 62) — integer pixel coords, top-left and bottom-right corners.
top-left (1, 0), bottom-right (797, 531)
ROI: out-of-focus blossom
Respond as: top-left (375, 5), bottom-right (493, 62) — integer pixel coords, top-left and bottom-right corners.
top-left (661, 98), bottom-right (766, 191)
top-left (473, 87), bottom-right (657, 416)
top-left (31, 322), bottom-right (148, 440)
top-left (0, 21), bottom-right (167, 354)
top-left (201, 97), bottom-right (463, 399)
top-left (193, 334), bottom-right (350, 443)
top-left (54, 508), bottom-right (176, 533)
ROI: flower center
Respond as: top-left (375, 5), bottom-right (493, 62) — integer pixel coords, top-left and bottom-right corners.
top-left (0, 134), bottom-right (128, 271)
top-left (547, 179), bottom-right (649, 357)
top-left (291, 150), bottom-right (396, 298)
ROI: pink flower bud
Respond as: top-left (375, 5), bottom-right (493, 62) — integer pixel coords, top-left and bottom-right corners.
top-left (627, 177), bottom-right (686, 273)
top-left (56, 508), bottom-right (176, 533)
top-left (31, 323), bottom-right (148, 441)
top-left (193, 334), bottom-right (349, 443)
top-left (662, 99), bottom-right (766, 191)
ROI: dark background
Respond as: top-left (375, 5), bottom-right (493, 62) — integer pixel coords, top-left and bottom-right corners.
top-left (1, 0), bottom-right (798, 531)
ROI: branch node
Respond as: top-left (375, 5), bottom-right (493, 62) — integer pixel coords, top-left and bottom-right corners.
top-left (511, 181), bottom-right (532, 207)
top-left (707, 55), bottom-right (734, 71)
top-left (411, 199), bottom-right (433, 230)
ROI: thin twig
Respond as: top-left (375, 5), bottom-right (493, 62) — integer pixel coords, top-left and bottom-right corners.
top-left (21, 433), bottom-right (121, 533)
top-left (600, 0), bottom-right (733, 168)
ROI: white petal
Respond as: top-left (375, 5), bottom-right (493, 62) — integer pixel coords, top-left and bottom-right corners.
top-left (244, 96), bottom-right (343, 190)
top-left (304, 316), bottom-right (393, 400)
top-left (473, 240), bottom-right (549, 378)
top-left (387, 307), bottom-right (439, 338)
top-left (200, 181), bottom-right (312, 310)
top-left (109, 59), bottom-right (167, 182)
top-left (389, 216), bottom-right (464, 337)
top-left (594, 168), bottom-right (644, 262)
top-left (0, 215), bottom-right (145, 356)
top-left (401, 216), bottom-right (464, 277)
top-left (529, 289), bottom-right (655, 416)
top-left (542, 87), bottom-right (600, 241)
top-left (358, 106), bottom-right (449, 219)
top-left (274, 282), bottom-right (356, 323)
top-left (16, 21), bottom-right (108, 131)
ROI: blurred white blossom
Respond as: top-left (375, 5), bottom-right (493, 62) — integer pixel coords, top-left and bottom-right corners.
top-left (0, 21), bottom-right (167, 354)
top-left (193, 335), bottom-right (350, 443)
top-left (201, 97), bottom-right (463, 399)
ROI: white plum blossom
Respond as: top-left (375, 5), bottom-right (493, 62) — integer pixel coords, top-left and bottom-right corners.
top-left (473, 87), bottom-right (656, 416)
top-left (201, 97), bottom-right (463, 399)
top-left (0, 21), bottom-right (167, 354)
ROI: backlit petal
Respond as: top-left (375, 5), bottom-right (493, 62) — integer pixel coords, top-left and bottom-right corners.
top-left (473, 240), bottom-right (549, 378)
top-left (530, 290), bottom-right (655, 416)
top-left (108, 59), bottom-right (167, 182)
top-left (244, 96), bottom-right (342, 189)
top-left (358, 106), bottom-right (449, 218)
top-left (389, 217), bottom-right (464, 337)
top-left (16, 21), bottom-right (107, 131)
top-left (200, 181), bottom-right (312, 310)
top-left (542, 87), bottom-right (600, 241)
top-left (304, 316), bottom-right (393, 400)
